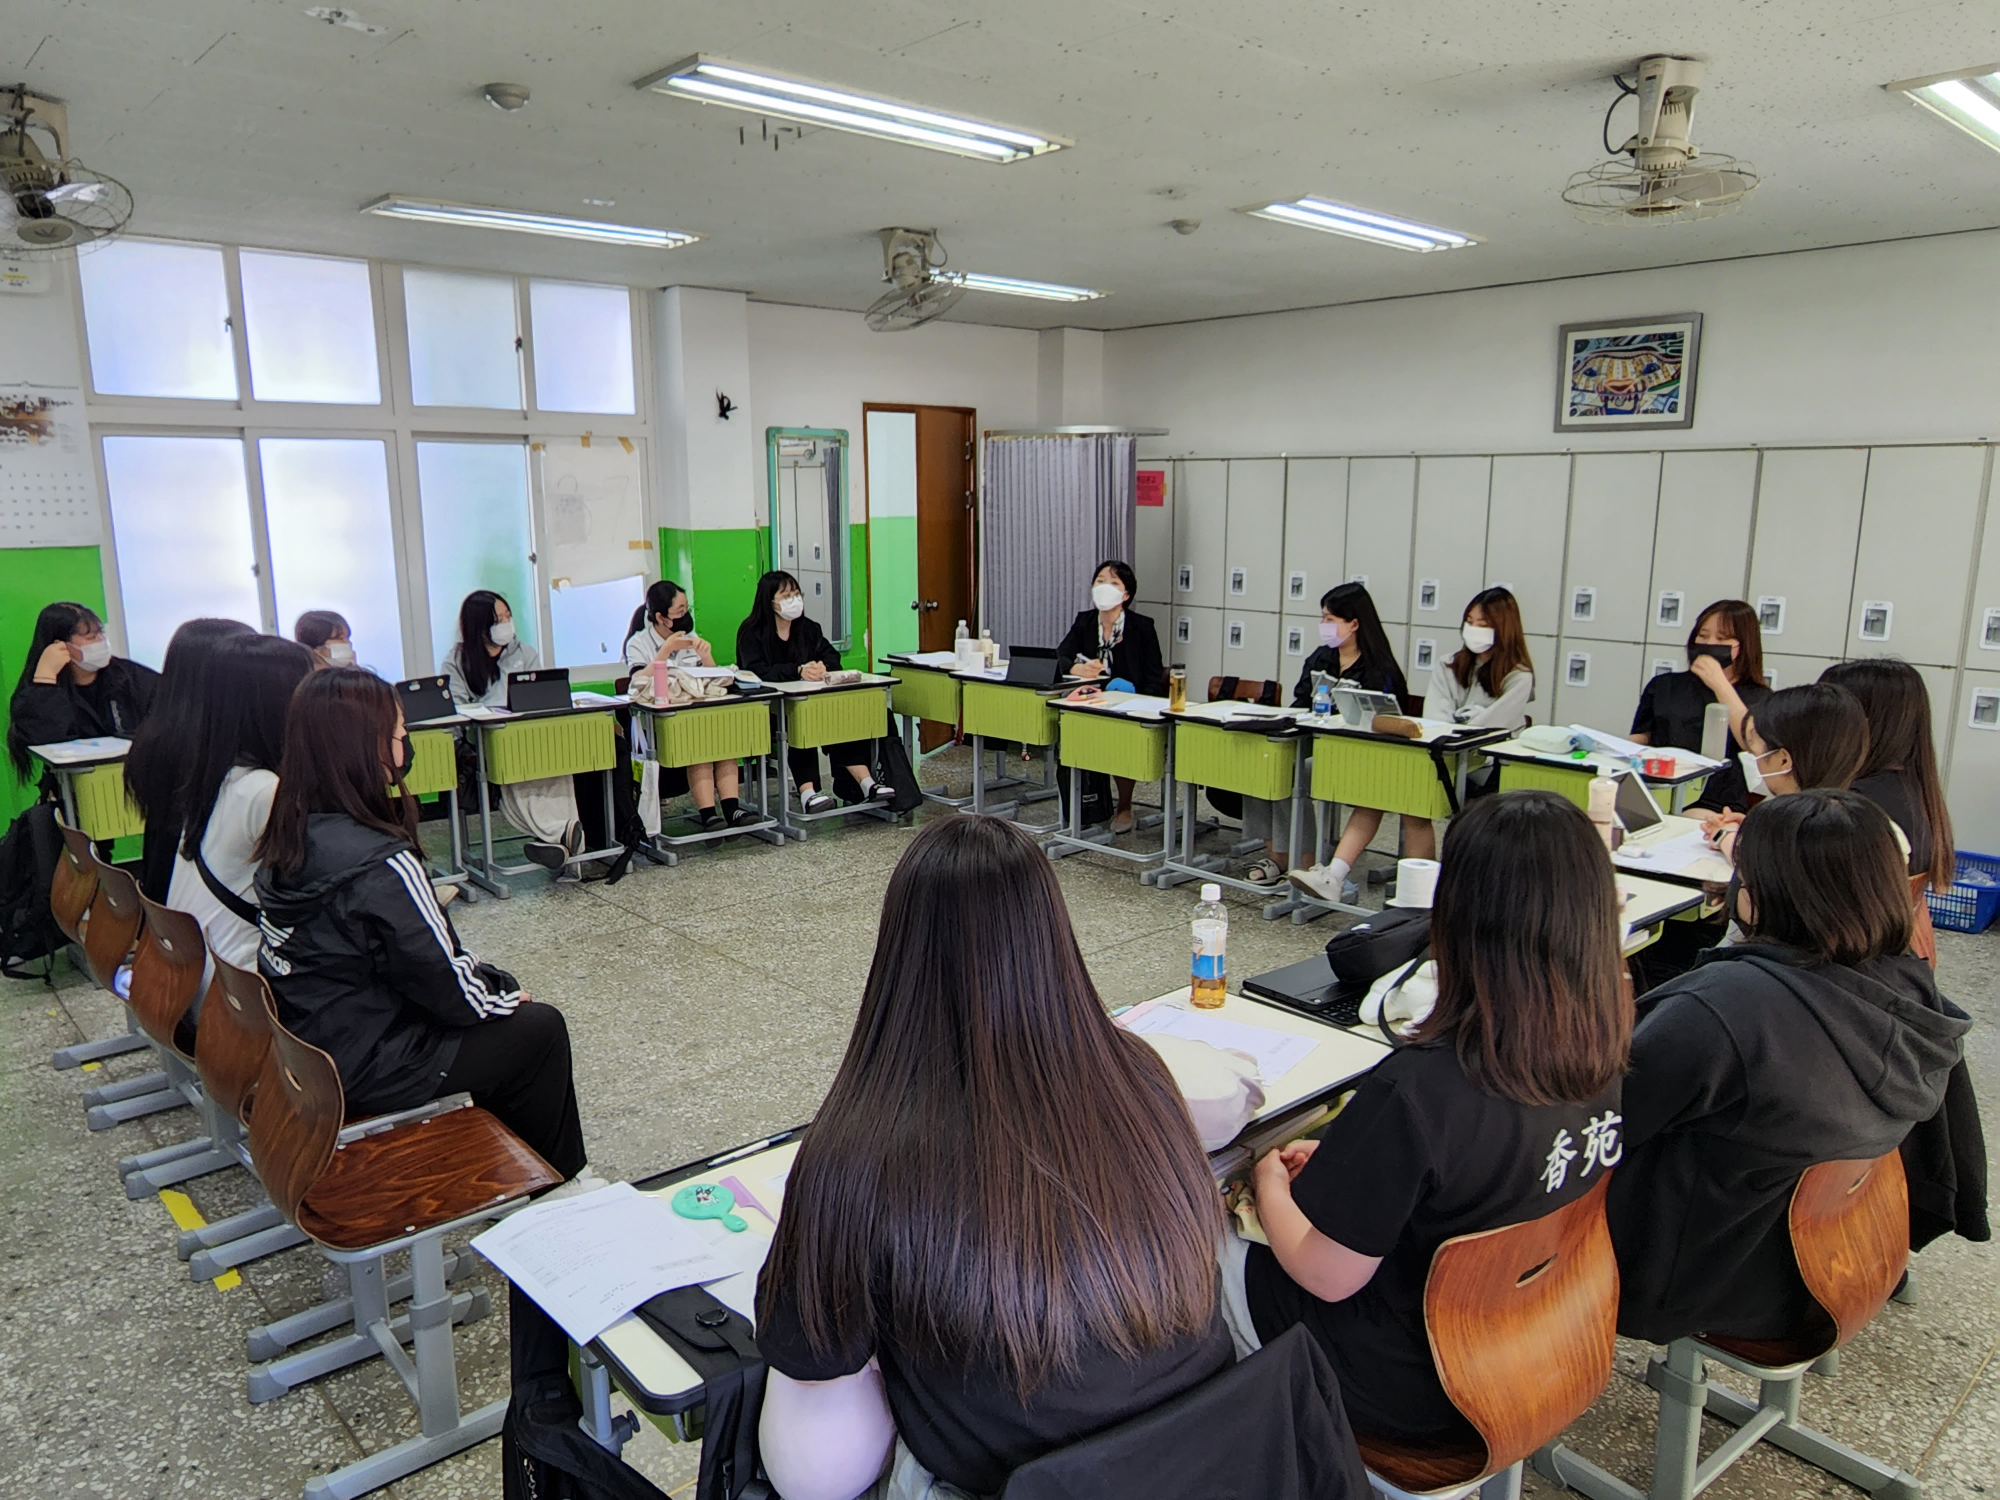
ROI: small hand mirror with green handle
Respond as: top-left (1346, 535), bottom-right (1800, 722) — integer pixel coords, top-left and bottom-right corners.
top-left (672, 1181), bottom-right (748, 1232)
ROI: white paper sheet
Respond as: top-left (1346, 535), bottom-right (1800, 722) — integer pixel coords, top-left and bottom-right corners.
top-left (458, 703), bottom-right (512, 719)
top-left (470, 1183), bottom-right (736, 1345)
top-left (1119, 1004), bottom-right (1320, 1086)
top-left (1114, 695), bottom-right (1171, 717)
top-left (28, 736), bottom-right (131, 764)
top-left (571, 691), bottom-right (631, 706)
top-left (1614, 829), bottom-right (1733, 883)
top-left (899, 650), bottom-right (959, 667)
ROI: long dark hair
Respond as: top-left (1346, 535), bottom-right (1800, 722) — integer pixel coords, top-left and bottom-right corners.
top-left (1319, 581), bottom-right (1409, 700)
top-left (180, 635), bottom-right (314, 859)
top-left (758, 816), bottom-right (1220, 1395)
top-left (1447, 587), bottom-right (1534, 697)
top-left (1093, 558), bottom-right (1139, 602)
top-left (1412, 791), bottom-right (1631, 1105)
top-left (740, 570), bottom-right (805, 655)
top-left (1744, 682), bottom-right (1869, 793)
top-left (1819, 659), bottom-right (1954, 890)
top-left (256, 669), bottom-right (420, 876)
top-left (1735, 790), bottom-right (1914, 964)
top-left (121, 617), bottom-right (256, 822)
top-left (293, 610), bottom-right (351, 651)
top-left (454, 590), bottom-right (510, 700)
top-left (1688, 599), bottom-right (1766, 689)
top-left (626, 579), bottom-right (688, 643)
top-left (9, 601), bottom-right (106, 779)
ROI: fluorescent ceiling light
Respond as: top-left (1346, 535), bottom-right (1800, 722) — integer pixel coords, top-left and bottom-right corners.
top-left (1240, 196), bottom-right (1478, 252)
top-left (635, 55), bottom-right (1069, 163)
top-left (1888, 64), bottom-right (2000, 154)
top-left (361, 196), bottom-right (699, 249)
top-left (941, 271), bottom-right (1105, 302)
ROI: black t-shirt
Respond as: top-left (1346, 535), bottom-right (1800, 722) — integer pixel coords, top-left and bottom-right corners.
top-left (1290, 646), bottom-right (1408, 709)
top-left (757, 1273), bottom-right (1232, 1494)
top-left (1630, 670), bottom-right (1771, 812)
top-left (1852, 769), bottom-right (1932, 878)
top-left (1245, 1041), bottom-right (1623, 1442)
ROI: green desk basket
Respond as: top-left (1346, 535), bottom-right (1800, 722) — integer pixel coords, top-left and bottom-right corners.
top-left (70, 763), bottom-right (144, 841)
top-left (890, 667), bottom-right (960, 726)
top-left (1060, 711), bottom-right (1167, 782)
top-left (1174, 722), bottom-right (1296, 800)
top-left (402, 728), bottom-right (458, 799)
top-left (652, 700), bottom-right (771, 768)
top-left (785, 689), bottom-right (887, 750)
top-left (1311, 737), bottom-right (1460, 821)
top-left (961, 681), bottom-right (1058, 747)
top-left (483, 714), bottom-right (615, 786)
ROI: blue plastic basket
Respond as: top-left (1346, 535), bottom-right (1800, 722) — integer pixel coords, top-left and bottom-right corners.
top-left (1926, 851), bottom-right (2000, 934)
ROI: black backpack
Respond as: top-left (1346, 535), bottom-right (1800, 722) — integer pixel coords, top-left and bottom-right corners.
top-left (0, 802), bottom-right (65, 981)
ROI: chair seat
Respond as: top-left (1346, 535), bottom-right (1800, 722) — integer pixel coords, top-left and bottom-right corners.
top-left (1696, 1330), bottom-right (1831, 1371)
top-left (1357, 1430), bottom-right (1491, 1493)
top-left (297, 1105), bottom-right (561, 1251)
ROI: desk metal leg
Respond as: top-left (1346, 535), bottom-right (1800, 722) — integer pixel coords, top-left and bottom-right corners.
top-left (465, 729), bottom-right (510, 899)
top-left (53, 1025), bottom-right (150, 1071)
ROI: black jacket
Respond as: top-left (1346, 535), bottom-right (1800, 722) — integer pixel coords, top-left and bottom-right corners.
top-left (1903, 1054), bottom-right (1990, 1250)
top-left (734, 615), bottom-right (840, 681)
top-left (1053, 609), bottom-right (1167, 697)
top-left (10, 658), bottom-right (159, 754)
top-left (1289, 645), bottom-right (1408, 709)
top-left (256, 814), bottom-right (524, 1115)
top-left (1609, 944), bottom-right (1966, 1343)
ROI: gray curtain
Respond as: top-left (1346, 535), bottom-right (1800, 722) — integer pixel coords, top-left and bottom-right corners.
top-left (981, 434), bottom-right (1137, 649)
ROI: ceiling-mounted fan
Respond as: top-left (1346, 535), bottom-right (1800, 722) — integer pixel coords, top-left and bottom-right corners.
top-left (0, 87), bottom-right (133, 253)
top-left (1562, 56), bottom-right (1758, 224)
top-left (864, 227), bottom-right (966, 332)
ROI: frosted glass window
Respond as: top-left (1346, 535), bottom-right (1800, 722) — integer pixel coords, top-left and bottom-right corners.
top-left (259, 439), bottom-right (405, 678)
top-left (552, 575), bottom-right (645, 668)
top-left (78, 240), bottom-right (237, 400)
top-left (102, 436), bottom-right (260, 666)
top-left (529, 280), bottom-right (636, 414)
top-left (403, 268), bottom-right (521, 409)
top-left (416, 441), bottom-right (537, 668)
top-left (241, 251), bottom-right (382, 405)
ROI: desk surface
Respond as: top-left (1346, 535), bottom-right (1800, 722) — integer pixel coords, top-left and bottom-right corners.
top-left (1052, 689), bottom-right (1171, 723)
top-left (633, 687), bottom-right (778, 714)
top-left (30, 736), bottom-right (131, 768)
top-left (1483, 735), bottom-right (1719, 786)
top-left (1167, 701), bottom-right (1306, 732)
top-left (1611, 815), bottom-right (1734, 885)
top-left (1619, 872), bottom-right (1706, 932)
top-left (457, 698), bottom-right (624, 724)
top-left (1299, 717), bottom-right (1508, 750)
top-left (765, 673), bottom-right (896, 695)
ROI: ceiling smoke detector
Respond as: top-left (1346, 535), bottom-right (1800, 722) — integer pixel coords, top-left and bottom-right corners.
top-left (1562, 55), bottom-right (1758, 225)
top-left (483, 83), bottom-right (530, 112)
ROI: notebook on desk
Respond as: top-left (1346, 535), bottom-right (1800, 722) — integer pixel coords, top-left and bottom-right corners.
top-left (396, 675), bottom-right (457, 726)
top-left (507, 667), bottom-right (572, 714)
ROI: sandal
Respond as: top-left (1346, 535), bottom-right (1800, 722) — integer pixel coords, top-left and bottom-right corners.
top-left (1244, 857), bottom-right (1286, 886)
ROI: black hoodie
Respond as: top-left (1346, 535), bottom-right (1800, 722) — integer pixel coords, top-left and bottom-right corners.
top-left (1608, 943), bottom-right (1967, 1343)
top-left (255, 814), bottom-right (524, 1115)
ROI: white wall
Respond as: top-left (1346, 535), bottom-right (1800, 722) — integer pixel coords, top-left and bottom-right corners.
top-left (1105, 229), bottom-right (2000, 457)
top-left (0, 257), bottom-right (91, 390)
top-left (653, 286), bottom-right (757, 534)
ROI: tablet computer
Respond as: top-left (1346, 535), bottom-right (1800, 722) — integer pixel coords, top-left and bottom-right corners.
top-left (507, 667), bottom-right (572, 715)
top-left (396, 675), bottom-right (457, 726)
top-left (1002, 647), bottom-right (1061, 688)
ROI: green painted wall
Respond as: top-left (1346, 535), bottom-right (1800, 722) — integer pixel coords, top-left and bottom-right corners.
top-left (0, 547), bottom-right (107, 821)
top-left (844, 521), bottom-right (872, 672)
top-left (660, 525), bottom-right (765, 666)
top-left (868, 516), bottom-right (919, 668)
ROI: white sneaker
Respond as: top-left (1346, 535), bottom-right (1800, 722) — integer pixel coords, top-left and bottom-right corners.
top-left (1287, 864), bottom-right (1356, 905)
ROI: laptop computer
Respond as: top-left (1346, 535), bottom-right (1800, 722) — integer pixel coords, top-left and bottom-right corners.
top-left (1002, 647), bottom-right (1062, 689)
top-left (396, 675), bottom-right (457, 726)
top-left (507, 667), bottom-right (573, 715)
top-left (1242, 955), bottom-right (1369, 1029)
top-left (1613, 769), bottom-right (1670, 845)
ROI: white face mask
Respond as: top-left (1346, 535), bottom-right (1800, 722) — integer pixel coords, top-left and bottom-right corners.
top-left (1461, 624), bottom-right (1496, 655)
top-left (76, 639), bottom-right (112, 671)
top-left (489, 619), bottom-right (516, 647)
top-left (325, 640), bottom-right (355, 667)
top-left (1090, 581), bottom-right (1125, 611)
top-left (777, 594), bottom-right (805, 621)
top-left (1739, 747), bottom-right (1779, 797)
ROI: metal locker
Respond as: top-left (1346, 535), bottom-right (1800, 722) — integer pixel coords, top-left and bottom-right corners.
top-left (1173, 460), bottom-right (1227, 610)
top-left (1960, 453), bottom-right (2000, 663)
top-left (1562, 453), bottom-right (1661, 644)
top-left (1485, 455), bottom-right (1571, 638)
top-left (1280, 613), bottom-right (1317, 674)
top-left (1523, 635), bottom-right (1560, 722)
top-left (1407, 627), bottom-right (1445, 683)
top-left (1746, 449), bottom-right (1866, 659)
top-left (1135, 463), bottom-right (1174, 605)
top-left (1346, 457), bottom-right (1417, 624)
top-left (1760, 652), bottom-right (1838, 693)
top-left (1549, 639), bottom-right (1646, 732)
top-left (1222, 610), bottom-right (1282, 687)
top-left (1847, 446), bottom-right (1986, 666)
top-left (1912, 664), bottom-right (1958, 765)
top-left (1948, 669), bottom-right (2000, 851)
top-left (779, 467), bottom-right (801, 568)
top-left (1225, 460), bottom-right (1286, 614)
top-left (1412, 457), bottom-right (1491, 629)
top-left (1648, 451), bottom-right (1757, 646)
top-left (1283, 458), bottom-right (1348, 613)
top-left (1168, 605), bottom-right (1224, 701)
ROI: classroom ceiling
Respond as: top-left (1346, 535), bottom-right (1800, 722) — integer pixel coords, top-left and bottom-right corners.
top-left (7, 0), bottom-right (2000, 331)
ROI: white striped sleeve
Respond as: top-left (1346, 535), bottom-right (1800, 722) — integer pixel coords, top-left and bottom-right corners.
top-left (385, 850), bottom-right (523, 1018)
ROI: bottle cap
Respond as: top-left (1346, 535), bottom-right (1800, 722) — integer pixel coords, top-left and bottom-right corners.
top-left (1200, 883), bottom-right (1221, 903)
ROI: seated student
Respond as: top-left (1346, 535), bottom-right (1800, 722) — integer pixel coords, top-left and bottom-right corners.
top-left (255, 668), bottom-right (592, 1185)
top-left (1818, 659), bottom-right (1953, 892)
top-left (293, 609), bottom-right (356, 669)
top-left (7, 601), bottom-right (162, 798)
top-left (756, 815), bottom-right (1231, 1500)
top-left (734, 570), bottom-right (896, 814)
top-left (1276, 583), bottom-right (1409, 902)
top-left (167, 633), bottom-right (314, 972)
top-left (1606, 790), bottom-right (1965, 1345)
top-left (1630, 599), bottom-right (1771, 812)
top-left (1054, 560), bottom-right (1166, 833)
top-left (1242, 790), bottom-right (1629, 1446)
top-left (123, 618), bottom-right (257, 901)
top-left (1703, 681), bottom-right (1869, 863)
top-left (625, 580), bottom-right (755, 830)
top-left (441, 589), bottom-right (584, 881)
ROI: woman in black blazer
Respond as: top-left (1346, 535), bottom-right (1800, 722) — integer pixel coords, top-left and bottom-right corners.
top-left (1054, 560), bottom-right (1167, 833)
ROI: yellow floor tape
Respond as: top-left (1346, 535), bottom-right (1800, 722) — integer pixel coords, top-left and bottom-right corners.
top-left (157, 1189), bottom-right (242, 1290)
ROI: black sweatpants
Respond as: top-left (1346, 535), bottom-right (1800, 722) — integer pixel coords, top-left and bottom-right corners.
top-left (436, 1003), bottom-right (587, 1179)
top-left (786, 740), bottom-right (876, 802)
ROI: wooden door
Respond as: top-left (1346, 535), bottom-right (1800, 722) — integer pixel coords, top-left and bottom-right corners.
top-left (914, 407), bottom-right (975, 652)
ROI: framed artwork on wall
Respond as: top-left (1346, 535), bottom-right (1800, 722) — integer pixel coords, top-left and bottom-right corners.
top-left (1555, 313), bottom-right (1702, 431)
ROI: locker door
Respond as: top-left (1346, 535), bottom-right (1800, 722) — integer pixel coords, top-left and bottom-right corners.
top-left (1563, 453), bottom-right (1661, 644)
top-left (1524, 634), bottom-right (1558, 723)
top-left (1947, 669), bottom-right (2000, 852)
top-left (1848, 446), bottom-right (1986, 666)
top-left (1224, 459), bottom-right (1286, 614)
top-left (1280, 613), bottom-right (1316, 676)
top-left (1222, 610), bottom-right (1281, 687)
top-left (1173, 460), bottom-right (1227, 609)
top-left (1283, 458), bottom-right (1348, 612)
top-left (1346, 457), bottom-right (1417, 623)
top-left (794, 463), bottom-right (829, 574)
top-left (1486, 455), bottom-right (1571, 638)
top-left (1648, 450), bottom-right (1757, 646)
top-left (1550, 639), bottom-right (1646, 732)
top-left (1762, 652), bottom-right (1838, 692)
top-left (1915, 664), bottom-right (1958, 766)
top-left (1135, 463), bottom-right (1174, 606)
top-left (1959, 450), bottom-right (2000, 663)
top-left (1169, 605), bottom-right (1224, 700)
top-left (1745, 449), bottom-right (1866, 658)
top-left (1411, 457), bottom-right (1491, 627)
top-left (779, 469), bottom-right (802, 570)
top-left (1406, 626), bottom-right (1446, 683)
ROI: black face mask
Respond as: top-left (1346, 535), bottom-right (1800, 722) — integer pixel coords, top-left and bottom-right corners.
top-left (1689, 643), bottom-right (1734, 666)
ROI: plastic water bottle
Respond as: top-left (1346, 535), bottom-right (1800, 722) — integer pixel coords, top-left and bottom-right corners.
top-left (954, 619), bottom-right (969, 647)
top-left (1311, 670), bottom-right (1334, 718)
top-left (1190, 884), bottom-right (1228, 1009)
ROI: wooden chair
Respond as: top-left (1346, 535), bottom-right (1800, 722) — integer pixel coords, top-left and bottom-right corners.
top-left (1535, 1152), bottom-right (1919, 1500)
top-left (76, 852), bottom-right (186, 1133)
top-left (1207, 674), bottom-right (1284, 705)
top-left (242, 986), bottom-right (560, 1496)
top-left (51, 818), bottom-right (97, 947)
top-left (1363, 1175), bottom-right (1617, 1500)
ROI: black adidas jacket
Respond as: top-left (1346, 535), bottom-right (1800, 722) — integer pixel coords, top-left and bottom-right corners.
top-left (256, 814), bottom-right (523, 1116)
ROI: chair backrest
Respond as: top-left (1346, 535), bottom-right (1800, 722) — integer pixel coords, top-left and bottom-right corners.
top-left (81, 850), bottom-right (145, 992)
top-left (51, 819), bottom-right (97, 946)
top-left (243, 989), bottom-right (345, 1226)
top-left (1206, 675), bottom-right (1282, 706)
top-left (197, 956), bottom-right (278, 1124)
top-left (1790, 1151), bottom-right (1909, 1353)
top-left (1420, 1173), bottom-right (1618, 1482)
top-left (128, 894), bottom-right (209, 1059)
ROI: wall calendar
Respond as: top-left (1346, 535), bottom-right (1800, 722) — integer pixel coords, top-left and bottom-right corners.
top-left (0, 381), bottom-right (100, 548)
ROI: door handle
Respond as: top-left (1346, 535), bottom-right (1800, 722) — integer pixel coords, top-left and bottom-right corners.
top-left (921, 600), bottom-right (939, 611)
top-left (910, 599), bottom-right (921, 611)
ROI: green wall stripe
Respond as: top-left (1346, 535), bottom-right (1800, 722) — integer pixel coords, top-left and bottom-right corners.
top-left (0, 547), bottom-right (107, 821)
top-left (868, 516), bottom-right (919, 668)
